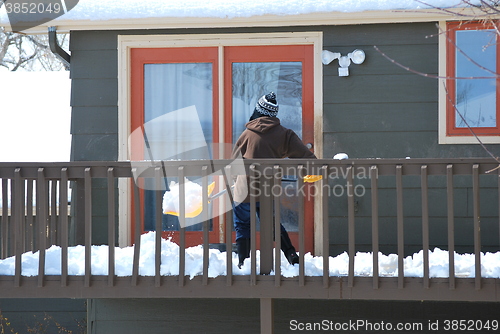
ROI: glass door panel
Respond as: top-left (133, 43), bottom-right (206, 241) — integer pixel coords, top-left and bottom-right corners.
top-left (225, 45), bottom-right (315, 253)
top-left (130, 47), bottom-right (219, 246)
top-left (231, 61), bottom-right (303, 233)
top-left (143, 62), bottom-right (214, 232)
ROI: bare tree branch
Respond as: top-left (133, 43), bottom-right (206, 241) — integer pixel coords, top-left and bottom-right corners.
top-left (377, 0), bottom-right (500, 171)
top-left (0, 27), bottom-right (68, 71)
top-left (373, 45), bottom-right (496, 80)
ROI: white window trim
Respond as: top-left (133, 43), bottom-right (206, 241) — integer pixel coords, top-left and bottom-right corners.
top-left (117, 32), bottom-right (324, 247)
top-left (438, 21), bottom-right (500, 144)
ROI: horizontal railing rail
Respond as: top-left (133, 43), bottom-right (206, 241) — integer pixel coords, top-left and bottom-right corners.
top-left (0, 158), bottom-right (498, 300)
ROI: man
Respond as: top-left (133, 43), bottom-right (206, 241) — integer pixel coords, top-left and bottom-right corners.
top-left (232, 92), bottom-right (316, 268)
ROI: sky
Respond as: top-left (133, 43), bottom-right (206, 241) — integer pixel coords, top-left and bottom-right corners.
top-left (0, 71), bottom-right (71, 162)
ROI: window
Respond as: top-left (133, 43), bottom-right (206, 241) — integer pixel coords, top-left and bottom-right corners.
top-left (442, 21), bottom-right (500, 142)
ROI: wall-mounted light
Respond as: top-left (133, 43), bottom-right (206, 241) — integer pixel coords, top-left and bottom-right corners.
top-left (322, 49), bottom-right (366, 77)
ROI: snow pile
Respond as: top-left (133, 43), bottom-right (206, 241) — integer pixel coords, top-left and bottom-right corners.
top-left (0, 232), bottom-right (499, 279)
top-left (333, 153), bottom-right (349, 160)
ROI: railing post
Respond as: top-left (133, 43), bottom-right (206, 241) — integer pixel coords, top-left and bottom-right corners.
top-left (26, 179), bottom-right (34, 253)
top-left (178, 166), bottom-right (186, 287)
top-left (201, 166), bottom-right (209, 286)
top-left (260, 298), bottom-right (274, 334)
top-left (154, 166), bottom-right (162, 288)
top-left (260, 163), bottom-right (273, 276)
top-left (446, 165), bottom-right (455, 290)
top-left (421, 165), bottom-right (429, 289)
top-left (273, 165), bottom-right (281, 287)
top-left (84, 167), bottom-right (92, 288)
top-left (321, 165), bottom-right (329, 289)
top-left (50, 180), bottom-right (58, 245)
top-left (37, 168), bottom-right (47, 288)
top-left (250, 164), bottom-right (258, 285)
top-left (396, 165), bottom-right (404, 289)
top-left (107, 167), bottom-right (116, 287)
top-left (14, 168), bottom-right (23, 287)
top-left (347, 166), bottom-right (355, 288)
top-left (298, 165), bottom-right (305, 286)
top-left (225, 165), bottom-right (233, 286)
top-left (370, 166), bottom-right (379, 290)
top-left (1, 179), bottom-right (8, 258)
top-left (473, 164), bottom-right (481, 290)
top-left (60, 168), bottom-right (69, 287)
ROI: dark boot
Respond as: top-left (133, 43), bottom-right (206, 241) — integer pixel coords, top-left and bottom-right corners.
top-left (280, 230), bottom-right (299, 265)
top-left (236, 238), bottom-right (250, 269)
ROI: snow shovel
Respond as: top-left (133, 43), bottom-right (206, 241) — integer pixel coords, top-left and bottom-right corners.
top-left (163, 175), bottom-right (322, 218)
top-left (163, 181), bottom-right (216, 218)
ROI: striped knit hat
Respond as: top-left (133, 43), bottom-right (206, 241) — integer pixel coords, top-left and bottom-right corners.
top-left (255, 92), bottom-right (279, 117)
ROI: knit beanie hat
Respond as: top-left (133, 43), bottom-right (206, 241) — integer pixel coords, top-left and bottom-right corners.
top-left (255, 92), bottom-right (279, 117)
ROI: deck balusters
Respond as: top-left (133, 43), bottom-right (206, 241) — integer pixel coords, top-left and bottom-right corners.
top-left (421, 165), bottom-right (430, 289)
top-left (26, 179), bottom-right (34, 253)
top-left (107, 167), bottom-right (116, 287)
top-left (297, 165), bottom-right (305, 287)
top-left (201, 166), bottom-right (209, 286)
top-left (84, 167), bottom-right (92, 288)
top-left (1, 179), bottom-right (9, 258)
top-left (37, 168), bottom-right (47, 287)
top-left (321, 165), bottom-right (329, 289)
top-left (14, 168), bottom-right (22, 287)
top-left (273, 165), bottom-right (282, 287)
top-left (473, 164), bottom-right (481, 290)
top-left (61, 168), bottom-right (69, 287)
top-left (0, 159), bottom-right (496, 298)
top-left (446, 165), bottom-right (455, 290)
top-left (250, 164), bottom-right (258, 286)
top-left (347, 166), bottom-right (355, 288)
top-left (178, 166), bottom-right (186, 287)
top-left (370, 165), bottom-right (379, 290)
top-left (225, 165), bottom-right (233, 286)
top-left (50, 180), bottom-right (57, 245)
top-left (154, 167), bottom-right (162, 287)
top-left (396, 165), bottom-right (404, 289)
top-left (131, 168), bottom-right (141, 286)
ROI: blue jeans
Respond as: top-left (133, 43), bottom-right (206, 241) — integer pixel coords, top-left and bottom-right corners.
top-left (233, 202), bottom-right (286, 241)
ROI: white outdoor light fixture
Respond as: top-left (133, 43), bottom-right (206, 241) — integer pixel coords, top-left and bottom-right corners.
top-left (322, 49), bottom-right (366, 77)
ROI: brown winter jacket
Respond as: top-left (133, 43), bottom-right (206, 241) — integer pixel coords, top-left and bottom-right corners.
top-left (231, 117), bottom-right (316, 202)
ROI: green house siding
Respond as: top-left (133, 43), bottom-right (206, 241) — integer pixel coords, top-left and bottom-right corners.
top-left (68, 22), bottom-right (498, 248)
top-left (87, 298), bottom-right (500, 334)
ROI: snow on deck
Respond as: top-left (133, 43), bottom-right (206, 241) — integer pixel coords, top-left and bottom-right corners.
top-left (0, 232), bottom-right (499, 279)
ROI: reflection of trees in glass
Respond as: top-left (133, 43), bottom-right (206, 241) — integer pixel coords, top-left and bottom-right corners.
top-left (232, 62), bottom-right (303, 140)
top-left (455, 28), bottom-right (496, 128)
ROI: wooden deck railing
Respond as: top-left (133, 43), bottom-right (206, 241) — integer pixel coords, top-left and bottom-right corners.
top-left (0, 159), bottom-right (498, 301)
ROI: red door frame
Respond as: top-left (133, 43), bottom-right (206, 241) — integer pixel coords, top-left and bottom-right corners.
top-left (446, 21), bottom-right (500, 136)
top-left (130, 45), bottom-right (315, 253)
top-left (130, 47), bottom-right (220, 245)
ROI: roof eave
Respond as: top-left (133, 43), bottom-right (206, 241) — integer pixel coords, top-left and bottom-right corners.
top-left (3, 7), bottom-right (497, 34)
